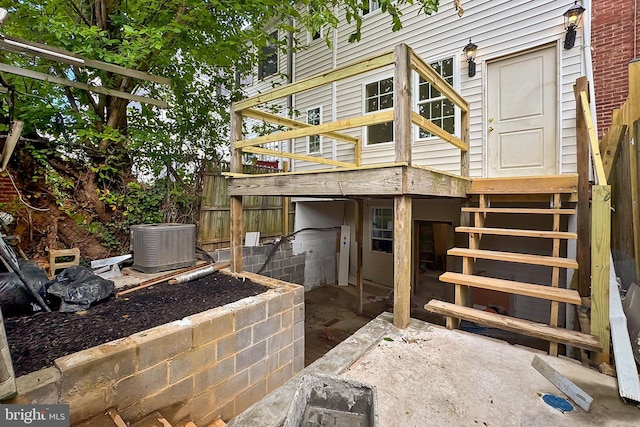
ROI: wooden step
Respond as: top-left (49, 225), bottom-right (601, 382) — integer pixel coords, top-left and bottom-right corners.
top-left (461, 207), bottom-right (576, 215)
top-left (456, 226), bottom-right (577, 240)
top-left (439, 272), bottom-right (581, 304)
top-left (468, 175), bottom-right (578, 195)
top-left (424, 299), bottom-right (602, 352)
top-left (447, 248), bottom-right (579, 269)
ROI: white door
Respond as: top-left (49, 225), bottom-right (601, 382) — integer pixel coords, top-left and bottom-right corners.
top-left (487, 46), bottom-right (557, 177)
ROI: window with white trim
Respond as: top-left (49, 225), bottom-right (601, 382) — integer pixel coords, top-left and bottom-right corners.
top-left (258, 31), bottom-right (278, 79)
top-left (417, 57), bottom-right (455, 138)
top-left (371, 207), bottom-right (393, 253)
top-left (364, 77), bottom-right (394, 145)
top-left (362, 1), bottom-right (380, 15)
top-left (307, 106), bottom-right (322, 154)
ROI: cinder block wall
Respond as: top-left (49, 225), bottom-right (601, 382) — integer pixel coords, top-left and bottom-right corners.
top-left (215, 241), bottom-right (306, 285)
top-left (3, 272), bottom-right (304, 426)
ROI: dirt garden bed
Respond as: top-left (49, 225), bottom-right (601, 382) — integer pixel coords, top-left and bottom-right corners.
top-left (5, 271), bottom-right (268, 376)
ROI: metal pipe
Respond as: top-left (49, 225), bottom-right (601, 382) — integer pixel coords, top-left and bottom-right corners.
top-left (170, 265), bottom-right (215, 284)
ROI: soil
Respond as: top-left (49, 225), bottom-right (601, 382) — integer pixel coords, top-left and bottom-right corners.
top-left (4, 272), bottom-right (268, 377)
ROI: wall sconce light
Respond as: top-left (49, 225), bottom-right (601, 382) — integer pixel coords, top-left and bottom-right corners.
top-left (464, 39), bottom-right (477, 78)
top-left (563, 1), bottom-right (585, 50)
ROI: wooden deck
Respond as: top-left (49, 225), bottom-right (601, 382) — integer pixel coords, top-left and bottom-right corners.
top-left (226, 163), bottom-right (469, 198)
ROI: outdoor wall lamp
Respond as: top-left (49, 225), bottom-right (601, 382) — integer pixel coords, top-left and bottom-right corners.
top-left (463, 39), bottom-right (477, 77)
top-left (563, 1), bottom-right (585, 50)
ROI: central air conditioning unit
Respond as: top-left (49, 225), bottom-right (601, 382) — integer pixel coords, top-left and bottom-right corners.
top-left (131, 224), bottom-right (196, 273)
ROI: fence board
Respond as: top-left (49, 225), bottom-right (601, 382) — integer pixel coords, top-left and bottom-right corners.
top-left (198, 162), bottom-right (294, 251)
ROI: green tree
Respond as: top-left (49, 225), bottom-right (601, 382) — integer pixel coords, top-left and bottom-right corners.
top-left (0, 0), bottom-right (441, 258)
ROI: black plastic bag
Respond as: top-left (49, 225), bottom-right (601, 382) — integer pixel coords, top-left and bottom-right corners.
top-left (47, 266), bottom-right (115, 312)
top-left (0, 260), bottom-right (49, 317)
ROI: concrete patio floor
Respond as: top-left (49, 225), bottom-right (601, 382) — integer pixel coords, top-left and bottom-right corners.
top-left (229, 312), bottom-right (639, 426)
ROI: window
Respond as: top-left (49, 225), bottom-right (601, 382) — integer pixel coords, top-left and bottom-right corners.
top-left (362, 1), bottom-right (381, 15)
top-left (417, 57), bottom-right (456, 138)
top-left (258, 31), bottom-right (278, 79)
top-left (307, 107), bottom-right (322, 154)
top-left (371, 208), bottom-right (393, 253)
top-left (364, 77), bottom-right (394, 145)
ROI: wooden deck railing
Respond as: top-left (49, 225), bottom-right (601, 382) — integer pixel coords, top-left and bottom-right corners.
top-left (575, 77), bottom-right (611, 362)
top-left (229, 43), bottom-right (470, 177)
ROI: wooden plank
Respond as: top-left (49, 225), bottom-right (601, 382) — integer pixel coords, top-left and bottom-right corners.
top-left (115, 264), bottom-right (206, 297)
top-left (448, 248), bottom-right (579, 269)
top-left (0, 308), bottom-right (17, 400)
top-left (461, 207), bottom-right (576, 215)
top-left (580, 91), bottom-right (607, 184)
top-left (575, 78), bottom-right (591, 298)
top-left (282, 162), bottom-right (290, 235)
top-left (439, 272), bottom-right (581, 304)
top-left (228, 165), bottom-right (468, 198)
top-left (230, 196), bottom-right (243, 273)
top-left (0, 120), bottom-right (23, 171)
top-left (424, 300), bottom-right (602, 352)
top-left (599, 124), bottom-right (626, 181)
top-left (394, 44), bottom-right (412, 164)
top-left (549, 193), bottom-right (561, 357)
top-left (632, 121), bottom-right (640, 284)
top-left (243, 108), bottom-right (359, 144)
top-left (234, 50), bottom-right (395, 110)
top-left (411, 112), bottom-right (468, 151)
top-left (456, 226), bottom-right (577, 240)
top-left (234, 110), bottom-right (394, 149)
top-left (0, 63), bottom-right (167, 107)
top-left (107, 408), bottom-right (128, 427)
top-left (404, 167), bottom-right (468, 198)
top-left (531, 355), bottom-right (593, 412)
top-left (608, 253), bottom-right (640, 402)
top-left (394, 195), bottom-right (412, 328)
top-left (591, 185), bottom-right (611, 363)
top-left (460, 108), bottom-right (470, 178)
top-left (224, 162), bottom-right (406, 178)
top-left (410, 51), bottom-right (468, 112)
top-left (469, 193), bottom-right (578, 203)
top-left (0, 35), bottom-right (170, 85)
top-left (242, 146), bottom-right (355, 168)
top-left (469, 175), bottom-right (578, 194)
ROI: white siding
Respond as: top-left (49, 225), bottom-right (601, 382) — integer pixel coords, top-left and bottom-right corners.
top-left (267, 0), bottom-right (588, 176)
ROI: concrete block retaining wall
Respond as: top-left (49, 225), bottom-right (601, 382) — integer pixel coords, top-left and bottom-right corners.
top-left (3, 272), bottom-right (304, 426)
top-left (215, 241), bottom-right (306, 285)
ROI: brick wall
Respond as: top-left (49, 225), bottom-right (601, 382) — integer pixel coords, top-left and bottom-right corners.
top-left (0, 173), bottom-right (18, 204)
top-left (2, 271), bottom-right (304, 426)
top-left (592, 0), bottom-right (640, 136)
top-left (215, 241), bottom-right (306, 285)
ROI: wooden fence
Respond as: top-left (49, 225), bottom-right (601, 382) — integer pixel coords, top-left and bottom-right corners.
top-left (198, 162), bottom-right (294, 251)
top-left (601, 61), bottom-right (640, 287)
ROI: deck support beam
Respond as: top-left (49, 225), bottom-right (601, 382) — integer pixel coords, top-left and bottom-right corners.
top-left (394, 195), bottom-right (412, 328)
top-left (591, 185), bottom-right (611, 363)
top-left (230, 108), bottom-right (244, 273)
top-left (355, 199), bottom-right (364, 316)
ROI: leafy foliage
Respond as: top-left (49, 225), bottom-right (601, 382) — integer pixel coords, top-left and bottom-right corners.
top-left (0, 0), bottom-right (441, 255)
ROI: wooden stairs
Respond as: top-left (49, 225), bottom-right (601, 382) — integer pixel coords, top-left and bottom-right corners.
top-left (424, 175), bottom-right (602, 356)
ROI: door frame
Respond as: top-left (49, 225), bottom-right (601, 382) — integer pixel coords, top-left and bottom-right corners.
top-left (481, 41), bottom-right (563, 177)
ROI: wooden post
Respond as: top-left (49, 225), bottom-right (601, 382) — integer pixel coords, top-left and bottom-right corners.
top-left (631, 120), bottom-right (640, 283)
top-left (549, 193), bottom-right (561, 356)
top-left (394, 43), bottom-right (412, 164)
top-left (355, 137), bottom-right (362, 167)
top-left (394, 195), bottom-right (412, 328)
top-left (591, 185), bottom-right (611, 363)
top-left (460, 109), bottom-right (470, 178)
top-left (355, 199), bottom-right (364, 315)
top-left (230, 107), bottom-right (244, 273)
top-left (282, 161), bottom-right (290, 235)
top-left (574, 77), bottom-right (591, 297)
